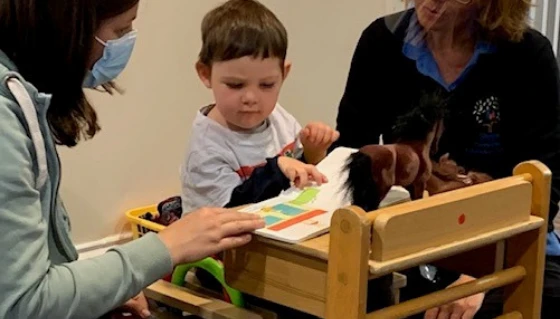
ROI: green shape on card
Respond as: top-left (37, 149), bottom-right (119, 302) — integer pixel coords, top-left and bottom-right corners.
top-left (289, 188), bottom-right (320, 205)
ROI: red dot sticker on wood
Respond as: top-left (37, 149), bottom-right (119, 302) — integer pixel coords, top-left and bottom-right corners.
top-left (458, 214), bottom-right (466, 225)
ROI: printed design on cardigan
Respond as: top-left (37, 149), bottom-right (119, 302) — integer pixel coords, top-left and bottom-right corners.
top-left (467, 96), bottom-right (503, 156)
top-left (235, 141), bottom-right (297, 180)
top-left (473, 96), bottom-right (501, 133)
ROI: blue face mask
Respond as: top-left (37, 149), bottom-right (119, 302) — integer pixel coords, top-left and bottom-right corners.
top-left (83, 30), bottom-right (137, 88)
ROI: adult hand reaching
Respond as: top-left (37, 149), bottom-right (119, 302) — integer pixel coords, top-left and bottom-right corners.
top-left (157, 207), bottom-right (265, 266)
top-left (112, 292), bottom-right (151, 318)
top-left (424, 275), bottom-right (485, 319)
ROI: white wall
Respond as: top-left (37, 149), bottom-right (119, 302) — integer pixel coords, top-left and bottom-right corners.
top-left (59, 0), bottom-right (406, 245)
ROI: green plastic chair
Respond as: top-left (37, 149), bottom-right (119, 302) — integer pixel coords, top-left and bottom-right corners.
top-left (170, 257), bottom-right (245, 307)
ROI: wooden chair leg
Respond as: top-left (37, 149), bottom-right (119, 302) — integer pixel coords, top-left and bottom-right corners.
top-left (325, 207), bottom-right (371, 319)
top-left (503, 162), bottom-right (551, 318)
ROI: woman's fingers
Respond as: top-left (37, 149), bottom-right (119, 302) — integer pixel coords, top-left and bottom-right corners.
top-left (219, 218), bottom-right (266, 238)
top-left (217, 210), bottom-right (263, 224)
top-left (217, 234), bottom-right (253, 251)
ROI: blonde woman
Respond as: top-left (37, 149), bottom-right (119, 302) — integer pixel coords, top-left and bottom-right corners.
top-left (333, 0), bottom-right (560, 318)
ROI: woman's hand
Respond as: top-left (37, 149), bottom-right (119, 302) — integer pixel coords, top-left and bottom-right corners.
top-left (158, 207), bottom-right (265, 266)
top-left (424, 275), bottom-right (485, 319)
top-left (277, 156), bottom-right (328, 188)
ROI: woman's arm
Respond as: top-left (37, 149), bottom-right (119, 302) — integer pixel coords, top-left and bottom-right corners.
top-left (504, 33), bottom-right (560, 231)
top-left (0, 98), bottom-right (173, 319)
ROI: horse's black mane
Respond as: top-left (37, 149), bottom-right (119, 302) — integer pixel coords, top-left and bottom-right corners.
top-left (391, 92), bottom-right (447, 142)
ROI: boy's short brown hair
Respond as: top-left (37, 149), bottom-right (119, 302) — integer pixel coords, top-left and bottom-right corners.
top-left (199, 0), bottom-right (288, 66)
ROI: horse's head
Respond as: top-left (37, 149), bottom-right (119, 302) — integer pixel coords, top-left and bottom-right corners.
top-left (392, 92), bottom-right (447, 151)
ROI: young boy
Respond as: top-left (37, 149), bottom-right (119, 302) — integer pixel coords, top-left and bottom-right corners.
top-left (180, 0), bottom-right (339, 216)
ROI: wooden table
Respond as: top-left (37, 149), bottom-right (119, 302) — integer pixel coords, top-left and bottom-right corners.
top-left (145, 196), bottom-right (409, 319)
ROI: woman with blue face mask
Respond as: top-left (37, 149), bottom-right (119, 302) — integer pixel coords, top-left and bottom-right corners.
top-left (0, 1), bottom-right (265, 318)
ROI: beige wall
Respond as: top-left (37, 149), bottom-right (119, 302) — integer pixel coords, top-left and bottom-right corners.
top-left (60, 0), bottom-right (405, 245)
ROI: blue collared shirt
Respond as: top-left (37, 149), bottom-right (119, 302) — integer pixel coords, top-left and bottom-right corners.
top-left (402, 13), bottom-right (496, 91)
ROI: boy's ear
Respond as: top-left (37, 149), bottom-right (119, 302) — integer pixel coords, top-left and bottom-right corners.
top-left (196, 61), bottom-right (212, 88)
top-left (283, 60), bottom-right (292, 80)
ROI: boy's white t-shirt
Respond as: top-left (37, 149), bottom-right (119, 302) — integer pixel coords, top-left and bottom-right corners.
top-left (180, 103), bottom-right (303, 214)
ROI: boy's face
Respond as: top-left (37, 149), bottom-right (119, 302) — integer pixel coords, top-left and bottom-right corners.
top-left (197, 56), bottom-right (290, 131)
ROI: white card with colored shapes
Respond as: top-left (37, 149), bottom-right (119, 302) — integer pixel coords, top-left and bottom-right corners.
top-left (240, 147), bottom-right (411, 243)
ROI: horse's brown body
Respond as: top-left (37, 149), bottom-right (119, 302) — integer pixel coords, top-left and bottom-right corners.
top-left (358, 124), bottom-right (437, 201)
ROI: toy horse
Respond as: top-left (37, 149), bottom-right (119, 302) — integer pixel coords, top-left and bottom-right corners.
top-left (343, 94), bottom-right (446, 212)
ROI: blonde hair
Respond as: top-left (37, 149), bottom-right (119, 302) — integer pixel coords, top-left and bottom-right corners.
top-left (475, 0), bottom-right (531, 42)
top-left (405, 0), bottom-right (532, 43)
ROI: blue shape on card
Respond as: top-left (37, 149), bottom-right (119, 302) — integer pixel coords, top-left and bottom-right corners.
top-left (264, 215), bottom-right (282, 226)
top-left (272, 203), bottom-right (304, 216)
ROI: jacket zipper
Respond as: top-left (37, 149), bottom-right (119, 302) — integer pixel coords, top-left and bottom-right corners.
top-left (50, 150), bottom-right (74, 261)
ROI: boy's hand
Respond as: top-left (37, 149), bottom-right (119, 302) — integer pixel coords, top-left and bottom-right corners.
top-left (299, 122), bottom-right (340, 164)
top-left (278, 156), bottom-right (327, 189)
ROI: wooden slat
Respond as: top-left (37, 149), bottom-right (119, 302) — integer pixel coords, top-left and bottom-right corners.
top-left (366, 266), bottom-right (526, 319)
top-left (368, 217), bottom-right (543, 276)
top-left (144, 280), bottom-right (263, 319)
top-left (370, 176), bottom-right (532, 262)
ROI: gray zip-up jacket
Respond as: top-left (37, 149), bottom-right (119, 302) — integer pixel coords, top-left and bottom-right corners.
top-left (0, 50), bottom-right (173, 318)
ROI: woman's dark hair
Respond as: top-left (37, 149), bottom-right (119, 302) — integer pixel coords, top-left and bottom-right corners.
top-left (0, 0), bottom-right (139, 147)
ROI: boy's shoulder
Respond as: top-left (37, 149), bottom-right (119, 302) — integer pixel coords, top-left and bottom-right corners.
top-left (269, 103), bottom-right (300, 128)
top-left (188, 105), bottom-right (234, 151)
